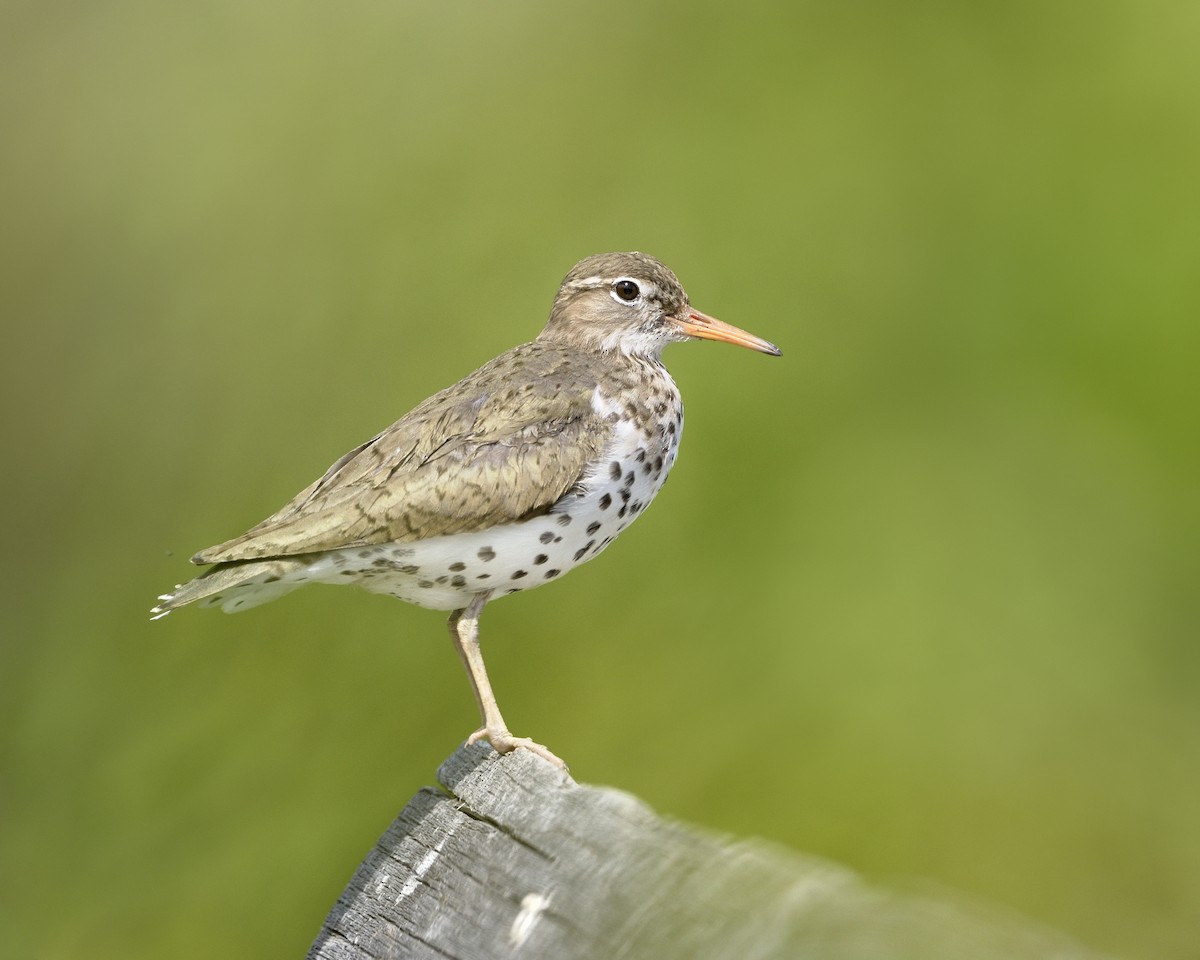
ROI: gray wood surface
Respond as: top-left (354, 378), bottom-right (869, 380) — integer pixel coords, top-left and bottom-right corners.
top-left (307, 742), bottom-right (1107, 960)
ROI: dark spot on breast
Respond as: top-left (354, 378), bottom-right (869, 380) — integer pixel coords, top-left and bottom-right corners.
top-left (534, 554), bottom-right (548, 565)
top-left (478, 547), bottom-right (495, 561)
top-left (418, 580), bottom-right (434, 588)
top-left (358, 550), bottom-right (373, 559)
top-left (573, 540), bottom-right (595, 561)
top-left (586, 521), bottom-right (601, 535)
top-left (642, 462), bottom-right (652, 474)
top-left (264, 575), bottom-right (280, 583)
top-left (623, 471), bottom-right (635, 487)
top-left (635, 449), bottom-right (646, 462)
top-left (476, 573), bottom-right (491, 580)
top-left (618, 505), bottom-right (627, 518)
top-left (545, 569), bottom-right (560, 578)
top-left (557, 514), bottom-right (572, 526)
top-left (451, 575), bottom-right (466, 587)
top-left (599, 493), bottom-right (612, 510)
top-left (630, 502), bottom-right (642, 515)
top-left (512, 570), bottom-right (528, 579)
top-left (610, 461), bottom-right (622, 481)
top-left (340, 570), bottom-right (357, 576)
top-left (401, 565), bottom-right (420, 575)
top-left (449, 561), bottom-right (466, 572)
top-left (654, 456), bottom-right (663, 472)
top-left (619, 488), bottom-right (631, 503)
top-left (435, 576), bottom-right (448, 584)
top-left (667, 421), bottom-right (677, 435)
top-left (539, 531), bottom-right (554, 544)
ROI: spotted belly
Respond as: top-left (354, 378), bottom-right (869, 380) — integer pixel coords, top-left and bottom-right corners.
top-left (191, 381), bottom-right (685, 616)
top-left (333, 424), bottom-right (680, 610)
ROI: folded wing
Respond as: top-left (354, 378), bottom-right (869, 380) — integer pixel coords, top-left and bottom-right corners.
top-left (194, 345), bottom-right (608, 564)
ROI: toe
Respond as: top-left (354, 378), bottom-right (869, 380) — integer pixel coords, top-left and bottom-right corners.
top-left (473, 727), bottom-right (568, 770)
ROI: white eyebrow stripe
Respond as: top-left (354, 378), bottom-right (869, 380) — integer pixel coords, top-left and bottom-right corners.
top-left (567, 275), bottom-right (661, 303)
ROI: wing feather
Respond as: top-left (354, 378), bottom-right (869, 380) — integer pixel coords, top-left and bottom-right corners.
top-left (193, 343), bottom-right (610, 564)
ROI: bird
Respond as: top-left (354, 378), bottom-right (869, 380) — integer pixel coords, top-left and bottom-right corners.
top-left (152, 252), bottom-right (780, 767)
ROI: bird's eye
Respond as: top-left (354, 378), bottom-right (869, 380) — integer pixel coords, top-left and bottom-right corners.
top-left (613, 279), bottom-right (640, 303)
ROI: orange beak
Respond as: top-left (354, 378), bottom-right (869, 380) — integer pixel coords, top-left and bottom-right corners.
top-left (672, 309), bottom-right (782, 356)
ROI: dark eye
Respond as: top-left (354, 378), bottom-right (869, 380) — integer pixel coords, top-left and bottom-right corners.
top-left (613, 279), bottom-right (640, 302)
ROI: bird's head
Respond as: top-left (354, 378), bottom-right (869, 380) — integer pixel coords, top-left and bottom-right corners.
top-left (540, 252), bottom-right (780, 360)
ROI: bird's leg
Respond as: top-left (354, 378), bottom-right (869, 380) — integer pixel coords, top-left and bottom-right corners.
top-left (447, 594), bottom-right (566, 769)
top-left (447, 594), bottom-right (507, 740)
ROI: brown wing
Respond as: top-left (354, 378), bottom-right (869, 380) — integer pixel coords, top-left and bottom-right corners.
top-left (193, 343), bottom-right (609, 564)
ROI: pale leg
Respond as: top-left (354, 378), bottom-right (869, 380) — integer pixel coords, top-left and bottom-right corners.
top-left (447, 593), bottom-right (566, 769)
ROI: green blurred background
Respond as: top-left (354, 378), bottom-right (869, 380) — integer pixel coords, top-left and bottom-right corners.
top-left (2, 1), bottom-right (1197, 956)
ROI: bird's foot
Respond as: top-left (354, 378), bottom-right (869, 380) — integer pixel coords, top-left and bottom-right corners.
top-left (467, 726), bottom-right (568, 770)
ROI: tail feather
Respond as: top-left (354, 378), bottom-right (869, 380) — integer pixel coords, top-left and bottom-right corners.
top-left (150, 557), bottom-right (315, 618)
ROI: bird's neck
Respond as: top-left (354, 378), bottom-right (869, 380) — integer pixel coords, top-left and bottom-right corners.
top-left (536, 327), bottom-right (666, 363)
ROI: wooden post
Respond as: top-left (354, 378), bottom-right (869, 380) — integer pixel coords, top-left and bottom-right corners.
top-left (307, 743), bottom-right (1102, 959)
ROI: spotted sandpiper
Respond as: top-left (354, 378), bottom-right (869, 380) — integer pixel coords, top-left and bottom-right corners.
top-left (153, 252), bottom-right (780, 766)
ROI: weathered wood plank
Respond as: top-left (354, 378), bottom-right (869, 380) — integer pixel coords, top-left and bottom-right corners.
top-left (307, 742), bottom-right (1106, 960)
